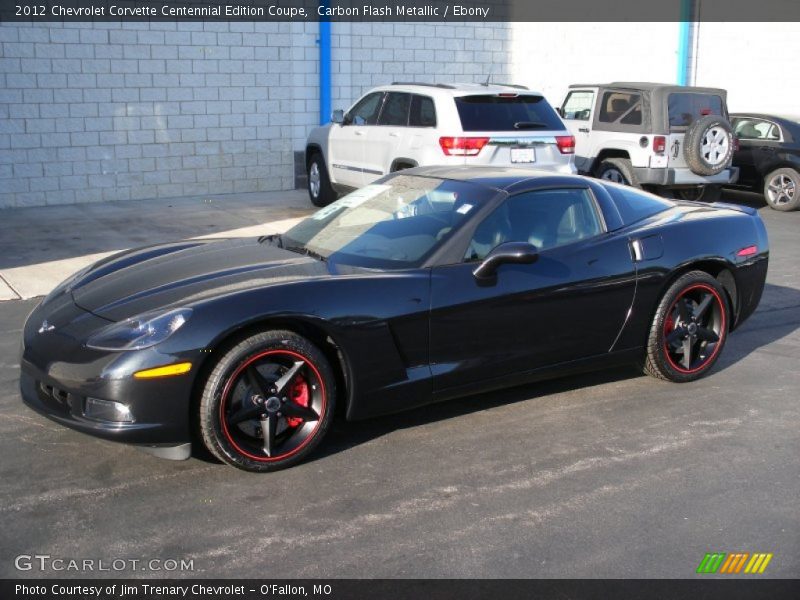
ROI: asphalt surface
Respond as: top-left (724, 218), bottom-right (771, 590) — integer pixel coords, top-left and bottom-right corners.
top-left (0, 190), bottom-right (798, 579)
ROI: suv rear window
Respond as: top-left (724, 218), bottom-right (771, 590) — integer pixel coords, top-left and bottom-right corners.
top-left (455, 94), bottom-right (564, 132)
top-left (668, 93), bottom-right (724, 128)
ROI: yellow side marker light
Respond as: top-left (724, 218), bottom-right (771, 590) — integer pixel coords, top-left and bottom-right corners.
top-left (133, 362), bottom-right (192, 379)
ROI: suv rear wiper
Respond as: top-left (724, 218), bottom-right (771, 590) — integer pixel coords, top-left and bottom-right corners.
top-left (285, 245), bottom-right (328, 262)
top-left (513, 121), bottom-right (548, 129)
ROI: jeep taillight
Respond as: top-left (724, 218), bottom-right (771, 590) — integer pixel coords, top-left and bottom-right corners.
top-left (439, 137), bottom-right (490, 156)
top-left (555, 135), bottom-right (575, 154)
top-left (653, 136), bottom-right (666, 153)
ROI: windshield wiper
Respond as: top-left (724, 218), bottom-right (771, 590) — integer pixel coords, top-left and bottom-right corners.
top-left (258, 233), bottom-right (283, 247)
top-left (513, 121), bottom-right (547, 129)
top-left (285, 245), bottom-right (328, 262)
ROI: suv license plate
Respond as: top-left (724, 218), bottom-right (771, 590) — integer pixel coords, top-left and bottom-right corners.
top-left (511, 147), bottom-right (536, 163)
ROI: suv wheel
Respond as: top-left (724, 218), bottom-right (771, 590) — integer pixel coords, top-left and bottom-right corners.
top-left (307, 153), bottom-right (336, 207)
top-left (684, 115), bottom-right (734, 176)
top-left (763, 168), bottom-right (800, 211)
top-left (595, 158), bottom-right (641, 188)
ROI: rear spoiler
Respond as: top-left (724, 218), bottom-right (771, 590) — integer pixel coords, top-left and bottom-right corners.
top-left (710, 202), bottom-right (758, 216)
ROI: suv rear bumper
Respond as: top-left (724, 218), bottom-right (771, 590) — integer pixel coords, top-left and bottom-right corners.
top-left (633, 167), bottom-right (739, 186)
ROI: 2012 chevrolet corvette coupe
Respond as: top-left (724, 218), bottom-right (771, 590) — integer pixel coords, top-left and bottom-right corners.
top-left (20, 166), bottom-right (768, 472)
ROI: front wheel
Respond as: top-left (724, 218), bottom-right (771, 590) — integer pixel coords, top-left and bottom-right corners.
top-left (644, 271), bottom-right (729, 383)
top-left (307, 153), bottom-right (337, 207)
top-left (763, 167), bottom-right (800, 211)
top-left (199, 330), bottom-right (336, 472)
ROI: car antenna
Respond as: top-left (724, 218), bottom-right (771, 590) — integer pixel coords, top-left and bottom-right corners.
top-left (482, 67), bottom-right (493, 87)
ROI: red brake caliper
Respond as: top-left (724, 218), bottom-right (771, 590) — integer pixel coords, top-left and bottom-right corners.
top-left (286, 375), bottom-right (310, 428)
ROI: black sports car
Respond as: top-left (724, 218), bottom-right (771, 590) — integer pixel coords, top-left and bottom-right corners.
top-left (20, 167), bottom-right (769, 472)
top-left (730, 113), bottom-right (800, 211)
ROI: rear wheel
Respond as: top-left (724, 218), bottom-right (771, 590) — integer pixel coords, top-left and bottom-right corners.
top-left (671, 185), bottom-right (722, 202)
top-left (763, 168), bottom-right (800, 211)
top-left (200, 330), bottom-right (336, 472)
top-left (307, 153), bottom-right (337, 207)
top-left (644, 271), bottom-right (729, 383)
top-left (595, 158), bottom-right (641, 188)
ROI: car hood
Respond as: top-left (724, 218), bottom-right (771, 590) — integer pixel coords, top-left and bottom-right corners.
top-left (69, 238), bottom-right (330, 321)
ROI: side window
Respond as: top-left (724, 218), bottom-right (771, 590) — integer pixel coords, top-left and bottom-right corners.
top-left (409, 95), bottom-right (436, 127)
top-left (561, 91), bottom-right (594, 121)
top-left (598, 91), bottom-right (642, 125)
top-left (348, 92), bottom-right (384, 126)
top-left (734, 118), bottom-right (780, 141)
top-left (465, 189), bottom-right (602, 261)
top-left (378, 92), bottom-right (412, 126)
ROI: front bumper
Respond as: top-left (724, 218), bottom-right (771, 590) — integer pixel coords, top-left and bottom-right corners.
top-left (633, 166), bottom-right (739, 186)
top-left (19, 298), bottom-right (197, 457)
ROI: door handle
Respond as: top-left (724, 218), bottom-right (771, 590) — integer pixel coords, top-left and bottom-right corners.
top-left (759, 146), bottom-right (775, 153)
top-left (389, 132), bottom-right (400, 137)
top-left (578, 128), bottom-right (589, 133)
top-left (354, 130), bottom-right (364, 136)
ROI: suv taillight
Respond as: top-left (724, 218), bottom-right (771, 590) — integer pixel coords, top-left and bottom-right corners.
top-left (439, 137), bottom-right (490, 156)
top-left (653, 136), bottom-right (666, 154)
top-left (555, 135), bottom-right (575, 154)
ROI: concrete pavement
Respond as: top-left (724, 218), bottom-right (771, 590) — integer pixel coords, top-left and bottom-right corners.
top-left (0, 190), bottom-right (312, 300)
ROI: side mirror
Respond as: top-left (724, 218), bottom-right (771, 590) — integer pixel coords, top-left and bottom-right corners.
top-left (556, 107), bottom-right (564, 118)
top-left (331, 109), bottom-right (345, 124)
top-left (472, 241), bottom-right (539, 281)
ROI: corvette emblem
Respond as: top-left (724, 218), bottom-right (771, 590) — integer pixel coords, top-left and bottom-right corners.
top-left (38, 320), bottom-right (55, 334)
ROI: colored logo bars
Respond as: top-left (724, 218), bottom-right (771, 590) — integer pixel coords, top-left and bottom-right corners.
top-left (696, 552), bottom-right (773, 574)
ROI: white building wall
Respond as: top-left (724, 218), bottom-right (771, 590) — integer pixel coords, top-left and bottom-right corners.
top-left (693, 22), bottom-right (800, 114)
top-left (508, 22), bottom-right (681, 107)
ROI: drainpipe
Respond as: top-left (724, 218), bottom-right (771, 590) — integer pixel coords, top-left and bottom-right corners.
top-left (676, 0), bottom-right (693, 86)
top-left (318, 3), bottom-right (332, 125)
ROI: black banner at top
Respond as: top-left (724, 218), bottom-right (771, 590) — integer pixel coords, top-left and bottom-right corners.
top-left (2, 0), bottom-right (800, 22)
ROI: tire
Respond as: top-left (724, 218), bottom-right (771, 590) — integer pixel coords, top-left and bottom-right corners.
top-left (595, 158), bottom-right (641, 188)
top-left (307, 153), bottom-right (337, 207)
top-left (762, 167), bottom-right (800, 211)
top-left (671, 185), bottom-right (722, 202)
top-left (199, 330), bottom-right (336, 472)
top-left (643, 271), bottom-right (729, 383)
top-left (684, 115), bottom-right (734, 176)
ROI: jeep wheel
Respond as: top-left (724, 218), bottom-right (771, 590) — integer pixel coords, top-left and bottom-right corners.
top-left (684, 115), bottom-right (734, 176)
top-left (307, 153), bottom-right (337, 207)
top-left (595, 158), bottom-right (641, 188)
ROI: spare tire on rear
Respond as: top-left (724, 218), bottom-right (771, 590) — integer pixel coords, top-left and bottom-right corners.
top-left (683, 115), bottom-right (734, 176)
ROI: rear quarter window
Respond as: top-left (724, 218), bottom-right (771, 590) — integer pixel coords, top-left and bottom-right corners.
top-left (668, 93), bottom-right (725, 128)
top-left (455, 94), bottom-right (564, 132)
top-left (605, 184), bottom-right (674, 226)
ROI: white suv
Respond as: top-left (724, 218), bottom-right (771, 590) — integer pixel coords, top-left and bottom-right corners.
top-left (305, 82), bottom-right (576, 206)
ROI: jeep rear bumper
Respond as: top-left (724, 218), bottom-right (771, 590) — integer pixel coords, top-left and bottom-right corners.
top-left (633, 167), bottom-right (739, 187)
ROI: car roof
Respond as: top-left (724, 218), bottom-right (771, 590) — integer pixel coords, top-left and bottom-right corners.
top-left (568, 82), bottom-right (727, 95)
top-left (376, 82), bottom-right (544, 96)
top-left (398, 165), bottom-right (587, 190)
top-left (731, 112), bottom-right (800, 125)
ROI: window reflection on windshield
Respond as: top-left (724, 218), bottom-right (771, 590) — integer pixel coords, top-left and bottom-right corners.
top-left (282, 175), bottom-right (495, 268)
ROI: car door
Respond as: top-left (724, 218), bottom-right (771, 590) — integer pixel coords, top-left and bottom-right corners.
top-left (363, 91), bottom-right (412, 183)
top-left (560, 89), bottom-right (596, 172)
top-left (429, 186), bottom-right (636, 392)
top-left (327, 91), bottom-right (385, 188)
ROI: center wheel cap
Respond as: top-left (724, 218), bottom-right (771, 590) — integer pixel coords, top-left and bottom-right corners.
top-left (687, 323), bottom-right (698, 335)
top-left (265, 397), bottom-right (282, 412)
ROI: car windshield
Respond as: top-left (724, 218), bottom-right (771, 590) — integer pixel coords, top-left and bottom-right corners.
top-left (281, 175), bottom-right (496, 268)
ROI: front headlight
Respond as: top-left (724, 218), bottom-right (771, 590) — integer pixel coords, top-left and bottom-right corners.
top-left (85, 308), bottom-right (192, 351)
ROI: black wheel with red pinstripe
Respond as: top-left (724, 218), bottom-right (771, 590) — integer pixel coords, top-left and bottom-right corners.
top-left (644, 271), bottom-right (729, 383)
top-left (199, 330), bottom-right (336, 472)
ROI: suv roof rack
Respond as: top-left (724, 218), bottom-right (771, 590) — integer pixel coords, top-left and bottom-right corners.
top-left (390, 82), bottom-right (456, 89)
